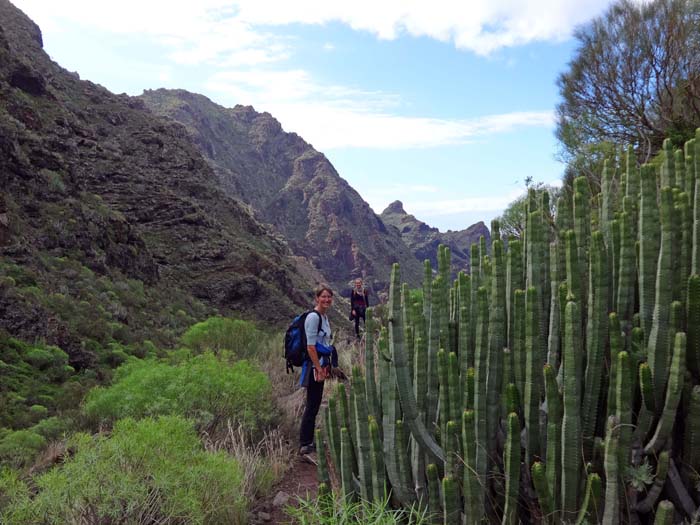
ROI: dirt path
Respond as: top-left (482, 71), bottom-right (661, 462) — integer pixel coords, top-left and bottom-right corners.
top-left (250, 455), bottom-right (320, 524)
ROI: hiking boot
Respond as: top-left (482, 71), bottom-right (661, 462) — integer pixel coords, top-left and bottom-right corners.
top-left (299, 444), bottom-right (316, 455)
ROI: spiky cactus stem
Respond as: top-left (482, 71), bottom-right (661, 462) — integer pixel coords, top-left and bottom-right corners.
top-left (647, 187), bottom-right (674, 410)
top-left (582, 231), bottom-right (607, 454)
top-left (462, 409), bottom-right (482, 524)
top-left (653, 501), bottom-right (675, 525)
top-left (544, 363), bottom-right (561, 511)
top-left (502, 412), bottom-right (521, 525)
top-left (639, 165), bottom-right (660, 345)
top-left (561, 298), bottom-right (582, 520)
top-left (603, 415), bottom-right (621, 525)
top-left (473, 286), bottom-right (490, 499)
top-left (524, 286), bottom-right (541, 464)
top-left (645, 332), bottom-right (686, 454)
top-left (487, 239), bottom-right (506, 448)
top-left (389, 264), bottom-right (444, 470)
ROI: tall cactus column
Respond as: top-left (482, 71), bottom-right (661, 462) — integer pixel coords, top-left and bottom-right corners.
top-left (648, 187), bottom-right (674, 409)
top-left (561, 297), bottom-right (582, 521)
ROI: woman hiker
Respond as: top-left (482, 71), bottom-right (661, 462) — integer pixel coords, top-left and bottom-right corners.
top-left (349, 278), bottom-right (370, 339)
top-left (299, 284), bottom-right (334, 456)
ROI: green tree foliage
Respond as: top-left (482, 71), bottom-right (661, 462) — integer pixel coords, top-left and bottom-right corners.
top-left (497, 183), bottom-right (560, 239)
top-left (0, 416), bottom-right (247, 524)
top-left (180, 316), bottom-right (260, 359)
top-left (556, 0), bottom-right (700, 177)
top-left (83, 354), bottom-right (274, 433)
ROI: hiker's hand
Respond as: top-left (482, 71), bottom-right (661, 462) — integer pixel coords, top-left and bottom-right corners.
top-left (352, 309), bottom-right (356, 316)
top-left (315, 366), bottom-right (328, 381)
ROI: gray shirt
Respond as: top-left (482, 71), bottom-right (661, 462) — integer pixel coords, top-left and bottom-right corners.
top-left (304, 311), bottom-right (331, 347)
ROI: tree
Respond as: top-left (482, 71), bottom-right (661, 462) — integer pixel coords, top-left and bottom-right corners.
top-left (498, 182), bottom-right (560, 240)
top-left (556, 0), bottom-right (700, 175)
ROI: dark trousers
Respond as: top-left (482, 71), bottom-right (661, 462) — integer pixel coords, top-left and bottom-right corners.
top-left (354, 307), bottom-right (366, 336)
top-left (299, 373), bottom-right (325, 447)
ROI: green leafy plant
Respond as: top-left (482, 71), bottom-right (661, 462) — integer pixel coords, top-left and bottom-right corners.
top-left (84, 353), bottom-right (274, 433)
top-left (0, 416), bottom-right (247, 524)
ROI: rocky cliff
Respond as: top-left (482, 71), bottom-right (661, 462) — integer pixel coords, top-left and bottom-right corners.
top-left (139, 89), bottom-right (424, 293)
top-left (380, 201), bottom-right (491, 276)
top-left (0, 0), bottom-right (319, 365)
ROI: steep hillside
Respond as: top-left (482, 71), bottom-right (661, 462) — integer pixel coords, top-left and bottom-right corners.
top-left (0, 0), bottom-right (318, 368)
top-left (139, 89), bottom-right (424, 292)
top-left (380, 201), bottom-right (490, 275)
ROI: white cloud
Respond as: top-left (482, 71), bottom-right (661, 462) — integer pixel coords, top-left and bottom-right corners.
top-left (15, 0), bottom-right (613, 59)
top-left (205, 69), bottom-right (554, 149)
top-left (403, 188), bottom-right (525, 217)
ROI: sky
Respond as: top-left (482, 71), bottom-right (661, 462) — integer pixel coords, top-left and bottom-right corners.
top-left (12, 0), bottom-right (616, 231)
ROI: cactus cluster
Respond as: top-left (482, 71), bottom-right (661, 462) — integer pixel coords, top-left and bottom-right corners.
top-left (317, 131), bottom-right (700, 523)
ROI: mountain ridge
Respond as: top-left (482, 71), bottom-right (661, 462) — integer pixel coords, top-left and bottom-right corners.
top-left (139, 88), bottom-right (425, 292)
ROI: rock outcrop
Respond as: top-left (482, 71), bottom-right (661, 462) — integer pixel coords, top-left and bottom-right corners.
top-left (139, 89), bottom-right (424, 292)
top-left (380, 201), bottom-right (491, 275)
top-left (0, 0), bottom-right (318, 357)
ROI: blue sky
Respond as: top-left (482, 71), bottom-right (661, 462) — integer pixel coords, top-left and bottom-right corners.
top-left (14, 0), bottom-right (615, 231)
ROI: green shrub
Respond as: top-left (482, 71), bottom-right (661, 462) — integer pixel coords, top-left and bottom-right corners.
top-left (84, 353), bottom-right (274, 432)
top-left (30, 417), bottom-right (71, 441)
top-left (181, 317), bottom-right (261, 359)
top-left (0, 430), bottom-right (46, 468)
top-left (0, 416), bottom-right (247, 524)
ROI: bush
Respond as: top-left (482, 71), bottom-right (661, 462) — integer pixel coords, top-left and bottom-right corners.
top-left (29, 417), bottom-right (71, 441)
top-left (84, 353), bottom-right (274, 433)
top-left (181, 317), bottom-right (261, 360)
top-left (0, 430), bottom-right (46, 468)
top-left (0, 416), bottom-right (247, 524)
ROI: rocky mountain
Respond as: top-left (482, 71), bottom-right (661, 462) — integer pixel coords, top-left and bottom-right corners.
top-left (139, 89), bottom-right (424, 293)
top-left (0, 0), bottom-right (321, 365)
top-left (380, 201), bottom-right (490, 275)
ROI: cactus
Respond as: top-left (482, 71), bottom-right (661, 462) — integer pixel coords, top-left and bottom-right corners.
top-left (503, 412), bottom-right (521, 525)
top-left (532, 461), bottom-right (556, 524)
top-left (616, 351), bottom-right (632, 470)
top-left (352, 366), bottom-right (372, 501)
top-left (427, 463), bottom-right (441, 524)
top-left (442, 476), bottom-right (460, 525)
top-left (389, 264), bottom-right (444, 468)
top-left (687, 275), bottom-right (700, 377)
top-left (462, 409), bottom-right (482, 524)
top-left (645, 332), bottom-right (686, 454)
top-left (635, 450), bottom-right (670, 513)
top-left (369, 416), bottom-right (387, 502)
top-left (487, 239), bottom-right (506, 447)
top-left (365, 307), bottom-right (381, 425)
top-left (603, 415), bottom-right (621, 525)
top-left (507, 239), bottom-right (524, 355)
top-left (513, 289), bottom-right (526, 401)
top-left (473, 286), bottom-right (490, 491)
top-left (639, 164), bottom-right (661, 344)
top-left (561, 298), bottom-right (582, 520)
top-left (684, 386), bottom-right (700, 476)
top-left (341, 427), bottom-right (356, 501)
top-left (582, 230), bottom-right (607, 451)
top-left (315, 428), bottom-right (330, 486)
top-left (544, 363), bottom-right (561, 510)
top-left (653, 500), bottom-right (675, 525)
top-left (575, 472), bottom-right (602, 525)
top-left (524, 286), bottom-right (541, 464)
top-left (647, 187), bottom-right (674, 409)
top-left (661, 138), bottom-right (675, 188)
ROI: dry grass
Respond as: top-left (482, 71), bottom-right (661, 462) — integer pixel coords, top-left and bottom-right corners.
top-left (204, 420), bottom-right (294, 499)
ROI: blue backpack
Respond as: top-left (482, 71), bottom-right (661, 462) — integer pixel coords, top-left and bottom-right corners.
top-left (284, 310), bottom-right (321, 373)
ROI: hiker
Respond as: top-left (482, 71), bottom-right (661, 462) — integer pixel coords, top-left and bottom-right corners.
top-left (299, 283), bottom-right (334, 455)
top-left (349, 278), bottom-right (369, 338)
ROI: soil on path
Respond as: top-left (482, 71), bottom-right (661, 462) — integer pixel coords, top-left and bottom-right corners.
top-left (250, 455), bottom-right (320, 524)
